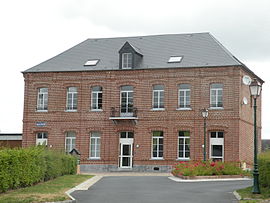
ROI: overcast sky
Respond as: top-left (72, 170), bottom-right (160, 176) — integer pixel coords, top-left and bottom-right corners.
top-left (0, 0), bottom-right (269, 138)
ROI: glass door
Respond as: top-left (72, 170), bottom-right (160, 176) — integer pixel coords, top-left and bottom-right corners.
top-left (119, 132), bottom-right (134, 168)
top-left (120, 86), bottom-right (133, 117)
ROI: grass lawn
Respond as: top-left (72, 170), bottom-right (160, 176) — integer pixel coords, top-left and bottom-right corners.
top-left (0, 174), bottom-right (93, 203)
top-left (237, 186), bottom-right (270, 203)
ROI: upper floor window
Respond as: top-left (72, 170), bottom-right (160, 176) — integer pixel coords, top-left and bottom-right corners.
top-left (122, 53), bottom-right (132, 69)
top-left (90, 132), bottom-right (101, 159)
top-left (65, 131), bottom-right (76, 153)
top-left (178, 84), bottom-right (191, 109)
top-left (120, 85), bottom-right (134, 116)
top-left (66, 87), bottom-right (78, 111)
top-left (152, 85), bottom-right (164, 109)
top-left (37, 88), bottom-right (48, 111)
top-left (152, 131), bottom-right (164, 159)
top-left (210, 83), bottom-right (223, 108)
top-left (36, 132), bottom-right (48, 146)
top-left (178, 131), bottom-right (190, 159)
top-left (91, 86), bottom-right (102, 110)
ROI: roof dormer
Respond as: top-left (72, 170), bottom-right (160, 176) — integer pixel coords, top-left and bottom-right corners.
top-left (119, 41), bottom-right (143, 69)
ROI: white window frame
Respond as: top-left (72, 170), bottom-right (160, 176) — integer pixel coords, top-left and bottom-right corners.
top-left (122, 53), bottom-right (132, 69)
top-left (120, 86), bottom-right (134, 116)
top-left (66, 87), bottom-right (78, 111)
top-left (152, 131), bottom-right (164, 159)
top-left (178, 131), bottom-right (190, 160)
top-left (210, 84), bottom-right (223, 108)
top-left (91, 87), bottom-right (102, 111)
top-left (90, 132), bottom-right (101, 159)
top-left (210, 131), bottom-right (224, 161)
top-left (65, 132), bottom-right (76, 153)
top-left (152, 86), bottom-right (164, 110)
top-left (36, 132), bottom-right (48, 146)
top-left (37, 88), bottom-right (48, 111)
top-left (178, 86), bottom-right (191, 109)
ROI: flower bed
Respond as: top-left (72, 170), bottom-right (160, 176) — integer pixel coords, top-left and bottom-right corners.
top-left (172, 161), bottom-right (249, 178)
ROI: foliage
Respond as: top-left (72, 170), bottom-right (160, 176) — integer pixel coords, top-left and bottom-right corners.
top-left (172, 160), bottom-right (249, 177)
top-left (0, 174), bottom-right (93, 203)
top-left (0, 147), bottom-right (77, 193)
top-left (258, 151), bottom-right (270, 188)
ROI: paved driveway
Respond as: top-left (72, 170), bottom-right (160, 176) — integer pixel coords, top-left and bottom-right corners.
top-left (72, 176), bottom-right (251, 203)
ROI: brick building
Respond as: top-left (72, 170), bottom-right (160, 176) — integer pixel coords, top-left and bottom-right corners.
top-left (22, 33), bottom-right (263, 172)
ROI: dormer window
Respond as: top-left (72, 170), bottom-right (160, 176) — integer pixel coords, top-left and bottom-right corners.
top-left (122, 53), bottom-right (132, 69)
top-left (119, 42), bottom-right (143, 70)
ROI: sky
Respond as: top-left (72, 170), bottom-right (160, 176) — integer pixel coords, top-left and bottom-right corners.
top-left (0, 0), bottom-right (269, 138)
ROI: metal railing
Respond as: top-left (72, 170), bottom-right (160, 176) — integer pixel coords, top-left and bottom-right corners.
top-left (110, 106), bottom-right (138, 117)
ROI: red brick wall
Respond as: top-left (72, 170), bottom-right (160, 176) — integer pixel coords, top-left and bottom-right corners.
top-left (22, 66), bottom-right (262, 166)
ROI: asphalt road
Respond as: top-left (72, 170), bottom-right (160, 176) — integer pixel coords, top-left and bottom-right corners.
top-left (72, 176), bottom-right (251, 203)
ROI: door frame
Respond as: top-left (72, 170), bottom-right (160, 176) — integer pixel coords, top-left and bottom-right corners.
top-left (119, 138), bottom-right (133, 168)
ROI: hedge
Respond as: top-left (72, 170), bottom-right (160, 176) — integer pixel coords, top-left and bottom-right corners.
top-left (258, 151), bottom-right (270, 188)
top-left (0, 147), bottom-right (77, 193)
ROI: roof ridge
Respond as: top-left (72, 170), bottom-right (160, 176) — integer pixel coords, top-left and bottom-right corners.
top-left (86, 32), bottom-right (211, 40)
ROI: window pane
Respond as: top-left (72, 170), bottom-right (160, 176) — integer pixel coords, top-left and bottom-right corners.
top-left (211, 132), bottom-right (216, 138)
top-left (92, 86), bottom-right (102, 91)
top-left (212, 145), bottom-right (223, 157)
top-left (153, 131), bottom-right (163, 137)
top-left (218, 132), bottom-right (224, 138)
top-left (211, 84), bottom-right (223, 89)
top-left (121, 86), bottom-right (133, 91)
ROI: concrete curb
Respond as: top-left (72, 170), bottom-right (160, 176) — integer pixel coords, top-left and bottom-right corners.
top-left (46, 175), bottom-right (103, 203)
top-left (233, 191), bottom-right (242, 201)
top-left (169, 176), bottom-right (251, 182)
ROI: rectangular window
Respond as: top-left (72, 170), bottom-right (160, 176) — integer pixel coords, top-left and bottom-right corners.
top-left (120, 86), bottom-right (134, 116)
top-left (66, 87), bottom-right (78, 111)
top-left (90, 132), bottom-right (101, 159)
top-left (178, 131), bottom-right (190, 159)
top-left (152, 131), bottom-right (163, 159)
top-left (36, 132), bottom-right (48, 146)
top-left (178, 84), bottom-right (191, 109)
top-left (152, 85), bottom-right (164, 109)
top-left (122, 53), bottom-right (132, 69)
top-left (37, 88), bottom-right (48, 111)
top-left (210, 84), bottom-right (223, 108)
top-left (91, 86), bottom-right (102, 110)
top-left (65, 132), bottom-right (76, 153)
top-left (210, 131), bottom-right (224, 161)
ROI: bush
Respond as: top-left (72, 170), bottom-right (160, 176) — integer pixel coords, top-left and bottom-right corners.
top-left (258, 151), bottom-right (270, 188)
top-left (172, 161), bottom-right (247, 177)
top-left (0, 147), bottom-right (77, 193)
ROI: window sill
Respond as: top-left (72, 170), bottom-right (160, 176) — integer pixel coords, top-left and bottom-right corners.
top-left (65, 110), bottom-right (78, 112)
top-left (176, 158), bottom-right (190, 161)
top-left (90, 109), bottom-right (103, 112)
top-left (176, 108), bottom-right (192, 111)
top-left (88, 158), bottom-right (101, 160)
top-left (209, 107), bottom-right (224, 110)
top-left (151, 108), bottom-right (165, 111)
top-left (36, 110), bottom-right (48, 112)
top-left (150, 158), bottom-right (164, 160)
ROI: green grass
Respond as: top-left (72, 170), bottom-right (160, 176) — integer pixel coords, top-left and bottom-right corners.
top-left (0, 174), bottom-right (93, 203)
top-left (237, 186), bottom-right (270, 202)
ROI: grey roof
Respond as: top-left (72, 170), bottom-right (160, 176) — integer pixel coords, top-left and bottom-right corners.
top-left (24, 32), bottom-right (242, 73)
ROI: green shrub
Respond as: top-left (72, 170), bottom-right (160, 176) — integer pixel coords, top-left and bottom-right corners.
top-left (258, 151), bottom-right (270, 188)
top-left (172, 161), bottom-right (247, 177)
top-left (0, 147), bottom-right (77, 193)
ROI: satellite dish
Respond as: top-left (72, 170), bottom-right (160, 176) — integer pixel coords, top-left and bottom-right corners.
top-left (243, 75), bottom-right (252, 85)
top-left (243, 97), bottom-right (248, 105)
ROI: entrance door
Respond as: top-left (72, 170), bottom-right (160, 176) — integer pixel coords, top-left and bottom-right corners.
top-left (210, 131), bottom-right (224, 161)
top-left (119, 132), bottom-right (134, 168)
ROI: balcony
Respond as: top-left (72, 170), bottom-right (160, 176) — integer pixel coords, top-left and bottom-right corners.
top-left (109, 106), bottom-right (138, 124)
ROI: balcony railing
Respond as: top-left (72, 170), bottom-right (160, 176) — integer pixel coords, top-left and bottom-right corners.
top-left (110, 106), bottom-right (138, 118)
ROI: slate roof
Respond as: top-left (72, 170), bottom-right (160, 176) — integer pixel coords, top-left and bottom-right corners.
top-left (23, 32), bottom-right (245, 73)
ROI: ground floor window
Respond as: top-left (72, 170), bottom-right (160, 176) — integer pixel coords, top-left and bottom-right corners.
top-left (36, 132), bottom-right (48, 146)
top-left (178, 131), bottom-right (190, 159)
top-left (90, 132), bottom-right (101, 159)
top-left (65, 131), bottom-right (76, 153)
top-left (152, 131), bottom-right (163, 159)
top-left (210, 131), bottom-right (224, 161)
